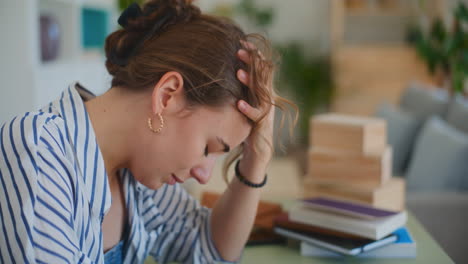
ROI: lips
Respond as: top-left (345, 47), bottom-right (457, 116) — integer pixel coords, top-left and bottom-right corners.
top-left (171, 173), bottom-right (184, 183)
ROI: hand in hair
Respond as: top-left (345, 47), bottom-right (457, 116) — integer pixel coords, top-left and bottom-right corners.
top-left (236, 41), bottom-right (275, 174)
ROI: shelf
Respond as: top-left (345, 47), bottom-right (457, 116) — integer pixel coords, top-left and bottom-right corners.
top-left (36, 0), bottom-right (114, 106)
top-left (346, 10), bottom-right (415, 17)
top-left (39, 51), bottom-right (105, 68)
top-left (38, 0), bottom-right (114, 8)
top-left (39, 0), bottom-right (78, 6)
top-left (35, 54), bottom-right (110, 107)
top-left (81, 7), bottom-right (111, 50)
top-left (79, 0), bottom-right (116, 9)
top-left (344, 0), bottom-right (419, 17)
top-left (38, 0), bottom-right (81, 64)
top-left (0, 0), bottom-right (117, 124)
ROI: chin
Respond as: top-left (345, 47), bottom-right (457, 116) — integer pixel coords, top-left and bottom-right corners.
top-left (132, 169), bottom-right (166, 190)
top-left (138, 179), bottom-right (165, 190)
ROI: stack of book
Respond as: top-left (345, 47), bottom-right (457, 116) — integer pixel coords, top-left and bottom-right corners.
top-left (274, 197), bottom-right (416, 258)
top-left (306, 113), bottom-right (405, 211)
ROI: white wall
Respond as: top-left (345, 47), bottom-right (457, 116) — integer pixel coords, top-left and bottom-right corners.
top-left (196, 0), bottom-right (331, 57)
top-left (0, 0), bottom-right (36, 124)
top-left (0, 0), bottom-right (113, 125)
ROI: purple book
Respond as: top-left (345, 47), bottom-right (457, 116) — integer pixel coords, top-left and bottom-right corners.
top-left (301, 197), bottom-right (399, 220)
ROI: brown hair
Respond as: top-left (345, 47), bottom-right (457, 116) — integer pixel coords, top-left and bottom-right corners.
top-left (104, 0), bottom-right (298, 183)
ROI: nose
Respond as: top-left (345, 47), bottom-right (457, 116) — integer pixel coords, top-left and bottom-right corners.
top-left (190, 156), bottom-right (217, 184)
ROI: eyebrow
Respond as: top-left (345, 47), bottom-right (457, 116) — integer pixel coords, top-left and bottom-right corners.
top-left (216, 137), bottom-right (230, 153)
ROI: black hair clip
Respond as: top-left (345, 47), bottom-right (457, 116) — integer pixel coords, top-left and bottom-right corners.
top-left (118, 2), bottom-right (143, 28)
top-left (111, 2), bottom-right (175, 67)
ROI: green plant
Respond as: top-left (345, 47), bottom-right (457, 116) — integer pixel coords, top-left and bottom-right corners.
top-left (276, 44), bottom-right (333, 144)
top-left (411, 2), bottom-right (468, 94)
top-left (235, 0), bottom-right (274, 29)
top-left (118, 0), bottom-right (144, 12)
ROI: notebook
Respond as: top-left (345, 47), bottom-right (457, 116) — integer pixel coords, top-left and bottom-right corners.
top-left (300, 227), bottom-right (417, 258)
top-left (290, 197), bottom-right (407, 240)
top-left (274, 226), bottom-right (397, 256)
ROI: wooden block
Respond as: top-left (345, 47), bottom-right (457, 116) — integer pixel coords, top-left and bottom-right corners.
top-left (310, 113), bottom-right (387, 154)
top-left (201, 191), bottom-right (283, 230)
top-left (307, 146), bottom-right (392, 187)
top-left (303, 177), bottom-right (406, 211)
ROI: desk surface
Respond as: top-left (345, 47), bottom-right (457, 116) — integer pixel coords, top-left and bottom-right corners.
top-left (146, 206), bottom-right (454, 264)
top-left (241, 211), bottom-right (453, 264)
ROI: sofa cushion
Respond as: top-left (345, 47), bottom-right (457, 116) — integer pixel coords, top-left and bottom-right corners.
top-left (446, 95), bottom-right (468, 134)
top-left (406, 192), bottom-right (468, 264)
top-left (376, 103), bottom-right (420, 176)
top-left (400, 82), bottom-right (449, 120)
top-left (406, 117), bottom-right (468, 191)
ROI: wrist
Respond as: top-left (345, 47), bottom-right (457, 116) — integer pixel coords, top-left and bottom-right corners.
top-left (235, 159), bottom-right (267, 188)
top-left (237, 158), bottom-right (268, 183)
top-left (242, 150), bottom-right (271, 170)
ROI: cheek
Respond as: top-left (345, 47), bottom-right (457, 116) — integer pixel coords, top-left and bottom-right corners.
top-left (168, 122), bottom-right (205, 168)
top-left (130, 118), bottom-right (205, 183)
top-left (170, 138), bottom-right (202, 169)
top-left (151, 129), bottom-right (202, 172)
top-left (128, 132), bottom-right (166, 179)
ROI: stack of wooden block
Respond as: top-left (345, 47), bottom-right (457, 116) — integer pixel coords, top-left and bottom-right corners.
top-left (304, 113), bottom-right (405, 211)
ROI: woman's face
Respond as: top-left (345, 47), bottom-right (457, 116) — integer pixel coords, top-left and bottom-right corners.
top-left (128, 73), bottom-right (252, 190)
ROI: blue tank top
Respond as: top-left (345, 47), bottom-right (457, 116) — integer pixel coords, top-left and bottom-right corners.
top-left (104, 221), bottom-right (129, 264)
top-left (104, 240), bottom-right (124, 264)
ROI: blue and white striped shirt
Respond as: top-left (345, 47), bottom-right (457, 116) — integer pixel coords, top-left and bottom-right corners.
top-left (0, 82), bottom-right (233, 264)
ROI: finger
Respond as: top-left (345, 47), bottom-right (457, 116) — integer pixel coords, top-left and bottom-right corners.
top-left (238, 100), bottom-right (261, 122)
top-left (240, 40), bottom-right (266, 60)
top-left (237, 49), bottom-right (251, 65)
top-left (240, 40), bottom-right (256, 50)
top-left (257, 49), bottom-right (266, 61)
top-left (237, 69), bottom-right (250, 86)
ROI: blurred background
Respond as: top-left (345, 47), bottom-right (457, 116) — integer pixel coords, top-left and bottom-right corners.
top-left (1, 0), bottom-right (468, 263)
top-left (2, 0), bottom-right (467, 151)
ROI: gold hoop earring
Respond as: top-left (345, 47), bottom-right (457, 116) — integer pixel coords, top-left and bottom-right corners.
top-left (148, 113), bottom-right (164, 133)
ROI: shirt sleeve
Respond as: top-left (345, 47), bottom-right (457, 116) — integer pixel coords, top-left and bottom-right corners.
top-left (0, 114), bottom-right (96, 264)
top-left (143, 183), bottom-right (239, 264)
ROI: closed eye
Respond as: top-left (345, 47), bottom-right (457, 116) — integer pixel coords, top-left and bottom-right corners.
top-left (204, 137), bottom-right (230, 157)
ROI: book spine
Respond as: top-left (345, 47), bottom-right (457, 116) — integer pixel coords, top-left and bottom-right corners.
top-left (301, 242), bottom-right (417, 259)
top-left (289, 206), bottom-right (376, 239)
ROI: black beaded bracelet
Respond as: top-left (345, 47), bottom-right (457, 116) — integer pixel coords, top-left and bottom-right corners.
top-left (234, 160), bottom-right (267, 188)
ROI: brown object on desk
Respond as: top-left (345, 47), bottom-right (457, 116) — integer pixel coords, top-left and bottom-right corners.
top-left (201, 191), bottom-right (285, 244)
top-left (307, 146), bottom-right (392, 187)
top-left (303, 177), bottom-right (406, 211)
top-left (310, 113), bottom-right (387, 155)
top-left (305, 112), bottom-right (403, 211)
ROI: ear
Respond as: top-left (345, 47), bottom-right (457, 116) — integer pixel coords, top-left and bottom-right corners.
top-left (151, 71), bottom-right (185, 115)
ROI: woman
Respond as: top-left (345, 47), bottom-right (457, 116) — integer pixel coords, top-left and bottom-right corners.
top-left (0, 0), bottom-right (296, 263)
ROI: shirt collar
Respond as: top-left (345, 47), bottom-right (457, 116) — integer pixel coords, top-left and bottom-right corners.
top-left (51, 81), bottom-right (112, 218)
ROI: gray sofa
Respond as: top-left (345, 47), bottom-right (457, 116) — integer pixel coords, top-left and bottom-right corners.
top-left (376, 82), bottom-right (468, 263)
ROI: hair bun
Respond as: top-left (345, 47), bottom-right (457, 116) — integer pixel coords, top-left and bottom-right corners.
top-left (106, 0), bottom-right (201, 68)
top-left (118, 3), bottom-right (143, 29)
top-left (141, 0), bottom-right (200, 30)
top-left (169, 0), bottom-right (200, 21)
